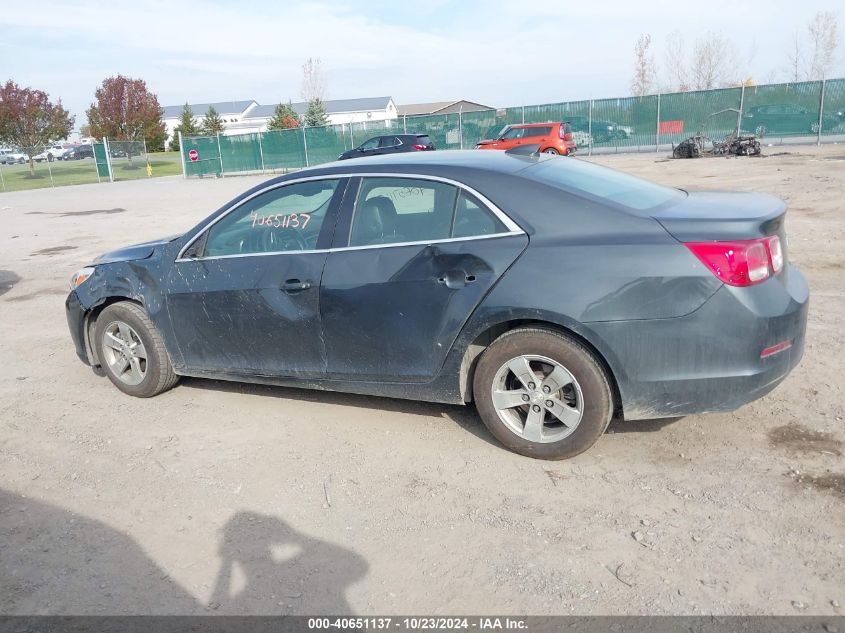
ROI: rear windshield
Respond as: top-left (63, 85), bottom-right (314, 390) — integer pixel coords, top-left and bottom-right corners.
top-left (415, 135), bottom-right (432, 144)
top-left (524, 157), bottom-right (684, 211)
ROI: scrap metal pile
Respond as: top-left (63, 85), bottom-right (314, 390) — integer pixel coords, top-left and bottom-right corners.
top-left (672, 108), bottom-right (762, 159)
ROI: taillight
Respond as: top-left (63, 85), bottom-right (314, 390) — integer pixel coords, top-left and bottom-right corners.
top-left (766, 235), bottom-right (783, 273)
top-left (685, 237), bottom-right (783, 287)
top-left (413, 144), bottom-right (426, 150)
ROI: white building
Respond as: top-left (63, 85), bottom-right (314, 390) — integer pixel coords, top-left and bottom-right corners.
top-left (161, 100), bottom-right (259, 145)
top-left (162, 97), bottom-right (397, 146)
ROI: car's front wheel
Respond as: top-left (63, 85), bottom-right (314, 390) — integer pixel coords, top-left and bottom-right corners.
top-left (473, 327), bottom-right (613, 460)
top-left (95, 302), bottom-right (179, 398)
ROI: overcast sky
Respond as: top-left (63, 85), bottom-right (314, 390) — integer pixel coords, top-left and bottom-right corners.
top-left (2, 0), bottom-right (843, 127)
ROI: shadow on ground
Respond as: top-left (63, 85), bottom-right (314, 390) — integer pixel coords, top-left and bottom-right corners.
top-left (179, 378), bottom-right (684, 449)
top-left (0, 489), bottom-right (366, 614)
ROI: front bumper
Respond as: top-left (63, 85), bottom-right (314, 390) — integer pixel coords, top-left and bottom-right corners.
top-left (589, 265), bottom-right (809, 420)
top-left (65, 290), bottom-right (91, 365)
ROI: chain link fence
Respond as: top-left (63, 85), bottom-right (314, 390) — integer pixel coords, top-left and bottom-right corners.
top-left (0, 139), bottom-right (185, 192)
top-left (178, 78), bottom-right (845, 179)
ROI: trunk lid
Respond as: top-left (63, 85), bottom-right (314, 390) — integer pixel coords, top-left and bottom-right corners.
top-left (653, 191), bottom-right (786, 241)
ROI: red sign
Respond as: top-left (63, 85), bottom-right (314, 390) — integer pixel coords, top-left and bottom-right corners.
top-left (658, 120), bottom-right (684, 135)
top-left (188, 149), bottom-right (199, 162)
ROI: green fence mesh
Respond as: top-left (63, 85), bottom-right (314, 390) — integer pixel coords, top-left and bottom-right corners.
top-left (821, 78), bottom-right (845, 137)
top-left (182, 136), bottom-right (222, 177)
top-left (93, 143), bottom-right (110, 179)
top-left (178, 78), bottom-right (845, 178)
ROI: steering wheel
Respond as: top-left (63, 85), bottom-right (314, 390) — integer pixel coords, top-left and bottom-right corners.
top-left (244, 227), bottom-right (308, 253)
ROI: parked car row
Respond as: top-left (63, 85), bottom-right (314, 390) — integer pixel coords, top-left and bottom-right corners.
top-left (0, 143), bottom-right (96, 164)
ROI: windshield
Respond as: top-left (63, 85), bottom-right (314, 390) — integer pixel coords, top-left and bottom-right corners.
top-left (524, 157), bottom-right (684, 212)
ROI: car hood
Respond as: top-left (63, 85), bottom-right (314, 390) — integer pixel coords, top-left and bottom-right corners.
top-left (93, 235), bottom-right (181, 264)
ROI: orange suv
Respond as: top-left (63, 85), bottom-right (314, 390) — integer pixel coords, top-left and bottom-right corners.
top-left (476, 122), bottom-right (576, 155)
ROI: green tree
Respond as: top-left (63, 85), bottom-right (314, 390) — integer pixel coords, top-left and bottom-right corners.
top-left (168, 103), bottom-right (199, 151)
top-left (0, 80), bottom-right (74, 175)
top-left (201, 105), bottom-right (225, 136)
top-left (303, 98), bottom-right (329, 127)
top-left (267, 101), bottom-right (301, 130)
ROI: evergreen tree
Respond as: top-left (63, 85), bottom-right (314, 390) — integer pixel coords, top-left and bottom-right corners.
top-left (201, 105), bottom-right (225, 136)
top-left (267, 101), bottom-right (301, 130)
top-left (303, 98), bottom-right (330, 127)
top-left (168, 103), bottom-right (199, 151)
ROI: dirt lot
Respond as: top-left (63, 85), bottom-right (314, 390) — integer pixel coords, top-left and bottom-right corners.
top-left (1, 146), bottom-right (843, 616)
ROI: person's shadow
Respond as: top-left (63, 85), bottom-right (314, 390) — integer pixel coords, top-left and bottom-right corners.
top-left (209, 512), bottom-right (367, 614)
top-left (1, 489), bottom-right (366, 615)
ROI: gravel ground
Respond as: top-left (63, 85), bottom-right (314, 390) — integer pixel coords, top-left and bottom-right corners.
top-left (1, 146), bottom-right (843, 615)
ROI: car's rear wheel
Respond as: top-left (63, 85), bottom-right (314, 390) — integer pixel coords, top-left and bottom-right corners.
top-left (95, 302), bottom-right (179, 398)
top-left (473, 327), bottom-right (613, 460)
top-left (542, 147), bottom-right (559, 155)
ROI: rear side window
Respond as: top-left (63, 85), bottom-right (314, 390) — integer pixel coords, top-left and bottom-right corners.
top-left (349, 178), bottom-right (512, 247)
top-left (523, 126), bottom-right (552, 137)
top-left (452, 191), bottom-right (507, 238)
top-left (526, 158), bottom-right (684, 211)
top-left (350, 178), bottom-right (457, 246)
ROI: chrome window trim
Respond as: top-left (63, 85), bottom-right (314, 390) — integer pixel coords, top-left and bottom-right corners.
top-left (176, 172), bottom-right (524, 262)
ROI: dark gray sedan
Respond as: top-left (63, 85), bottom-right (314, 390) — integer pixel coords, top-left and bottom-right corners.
top-left (65, 151), bottom-right (808, 459)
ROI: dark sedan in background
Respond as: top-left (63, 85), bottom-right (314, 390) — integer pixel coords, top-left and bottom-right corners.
top-left (65, 151), bottom-right (808, 459)
top-left (338, 133), bottom-right (435, 160)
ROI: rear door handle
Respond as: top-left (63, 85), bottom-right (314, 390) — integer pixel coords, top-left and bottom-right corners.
top-left (437, 270), bottom-right (477, 289)
top-left (281, 279), bottom-right (311, 292)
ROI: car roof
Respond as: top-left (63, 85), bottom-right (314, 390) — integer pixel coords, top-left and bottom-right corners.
top-left (279, 149), bottom-right (546, 180)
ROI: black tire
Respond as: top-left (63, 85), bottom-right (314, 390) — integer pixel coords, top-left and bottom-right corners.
top-left (542, 147), bottom-right (559, 155)
top-left (95, 302), bottom-right (179, 398)
top-left (472, 327), bottom-right (613, 460)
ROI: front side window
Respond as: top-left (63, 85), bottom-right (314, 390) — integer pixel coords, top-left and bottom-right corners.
top-left (378, 136), bottom-right (400, 148)
top-left (359, 137), bottom-right (380, 150)
top-left (501, 127), bottom-right (525, 140)
top-left (202, 179), bottom-right (340, 257)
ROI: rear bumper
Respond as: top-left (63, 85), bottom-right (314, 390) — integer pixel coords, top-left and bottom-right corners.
top-left (589, 265), bottom-right (809, 420)
top-left (65, 291), bottom-right (91, 365)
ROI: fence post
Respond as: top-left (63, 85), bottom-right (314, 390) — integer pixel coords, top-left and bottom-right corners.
top-left (0, 162), bottom-right (5, 192)
top-left (521, 105), bottom-right (525, 124)
top-left (403, 115), bottom-right (407, 134)
top-left (216, 132), bottom-right (224, 177)
top-left (178, 131), bottom-right (186, 179)
top-left (257, 131), bottom-right (266, 173)
top-left (459, 105), bottom-right (464, 150)
top-left (817, 79), bottom-right (826, 146)
top-left (588, 99), bottom-right (593, 157)
top-left (349, 123), bottom-right (354, 148)
top-left (302, 127), bottom-right (309, 167)
top-left (737, 84), bottom-right (746, 135)
top-left (655, 93), bottom-right (661, 153)
top-left (104, 137), bottom-right (114, 182)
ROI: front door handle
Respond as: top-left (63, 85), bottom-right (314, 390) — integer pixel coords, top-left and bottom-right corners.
top-left (281, 279), bottom-right (312, 293)
top-left (437, 270), bottom-right (477, 289)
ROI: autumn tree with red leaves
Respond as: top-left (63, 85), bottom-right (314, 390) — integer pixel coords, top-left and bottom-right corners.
top-left (86, 75), bottom-right (166, 160)
top-left (0, 80), bottom-right (74, 174)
